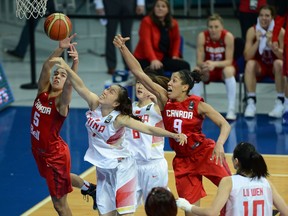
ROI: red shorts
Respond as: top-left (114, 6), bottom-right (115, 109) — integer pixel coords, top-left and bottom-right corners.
top-left (255, 59), bottom-right (274, 81)
top-left (32, 143), bottom-right (73, 198)
top-left (205, 68), bottom-right (223, 83)
top-left (172, 138), bottom-right (231, 204)
top-left (205, 63), bottom-right (236, 83)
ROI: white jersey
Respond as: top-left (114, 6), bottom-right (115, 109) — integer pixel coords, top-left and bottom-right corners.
top-left (84, 106), bottom-right (131, 169)
top-left (126, 102), bottom-right (165, 162)
top-left (226, 175), bottom-right (273, 216)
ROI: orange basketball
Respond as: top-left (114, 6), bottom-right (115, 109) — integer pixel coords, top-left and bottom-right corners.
top-left (44, 13), bottom-right (72, 41)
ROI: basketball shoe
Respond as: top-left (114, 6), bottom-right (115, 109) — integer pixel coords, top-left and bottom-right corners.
top-left (268, 99), bottom-right (284, 118)
top-left (226, 109), bottom-right (237, 121)
top-left (81, 183), bottom-right (97, 210)
top-left (244, 98), bottom-right (256, 118)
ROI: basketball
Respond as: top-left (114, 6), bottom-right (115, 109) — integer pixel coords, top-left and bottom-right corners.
top-left (44, 13), bottom-right (72, 41)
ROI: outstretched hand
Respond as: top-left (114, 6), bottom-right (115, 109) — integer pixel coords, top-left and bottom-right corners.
top-left (67, 44), bottom-right (78, 62)
top-left (113, 34), bottom-right (130, 49)
top-left (59, 33), bottom-right (77, 49)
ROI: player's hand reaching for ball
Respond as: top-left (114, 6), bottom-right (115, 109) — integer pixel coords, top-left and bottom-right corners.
top-left (68, 44), bottom-right (78, 63)
top-left (59, 33), bottom-right (77, 49)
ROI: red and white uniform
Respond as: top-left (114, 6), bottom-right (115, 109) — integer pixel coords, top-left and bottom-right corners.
top-left (30, 92), bottom-right (72, 198)
top-left (252, 26), bottom-right (278, 79)
top-left (126, 102), bottom-right (168, 203)
top-left (161, 95), bottom-right (231, 204)
top-left (226, 175), bottom-right (273, 216)
top-left (203, 29), bottom-right (233, 81)
top-left (84, 106), bottom-right (137, 214)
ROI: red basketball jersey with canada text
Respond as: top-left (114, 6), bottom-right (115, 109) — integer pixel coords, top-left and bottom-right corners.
top-left (204, 29), bottom-right (228, 62)
top-left (161, 95), bottom-right (206, 156)
top-left (30, 92), bottom-right (67, 153)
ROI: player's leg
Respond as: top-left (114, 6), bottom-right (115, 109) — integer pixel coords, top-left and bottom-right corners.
top-left (268, 59), bottom-right (284, 118)
top-left (51, 194), bottom-right (72, 216)
top-left (70, 173), bottom-right (97, 210)
top-left (244, 60), bottom-right (261, 117)
top-left (222, 65), bottom-right (237, 120)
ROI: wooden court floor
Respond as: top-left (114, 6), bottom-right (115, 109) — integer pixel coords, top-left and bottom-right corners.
top-left (21, 152), bottom-right (288, 216)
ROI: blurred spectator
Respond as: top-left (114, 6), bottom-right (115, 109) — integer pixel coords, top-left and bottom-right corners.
top-left (94, 0), bottom-right (145, 75)
top-left (193, 14), bottom-right (237, 121)
top-left (238, 0), bottom-right (267, 40)
top-left (133, 0), bottom-right (190, 76)
top-left (244, 5), bottom-right (285, 118)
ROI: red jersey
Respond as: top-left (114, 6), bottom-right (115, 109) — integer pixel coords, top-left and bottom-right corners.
top-left (239, 0), bottom-right (266, 13)
top-left (30, 92), bottom-right (67, 153)
top-left (161, 95), bottom-right (206, 156)
top-left (203, 30), bottom-right (228, 62)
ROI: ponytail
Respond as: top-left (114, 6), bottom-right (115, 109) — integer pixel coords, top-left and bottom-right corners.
top-left (234, 142), bottom-right (269, 179)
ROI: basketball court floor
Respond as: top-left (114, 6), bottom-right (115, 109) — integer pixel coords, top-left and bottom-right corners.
top-left (0, 4), bottom-right (288, 215)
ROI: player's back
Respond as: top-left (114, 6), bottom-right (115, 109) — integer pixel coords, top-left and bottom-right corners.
top-left (226, 175), bottom-right (273, 216)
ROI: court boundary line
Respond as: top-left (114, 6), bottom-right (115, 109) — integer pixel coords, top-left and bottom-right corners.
top-left (20, 166), bottom-right (95, 216)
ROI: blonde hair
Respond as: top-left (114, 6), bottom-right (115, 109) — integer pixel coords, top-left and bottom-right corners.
top-left (207, 14), bottom-right (224, 26)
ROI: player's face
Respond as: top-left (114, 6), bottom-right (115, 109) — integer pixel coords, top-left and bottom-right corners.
top-left (207, 20), bottom-right (223, 41)
top-left (99, 85), bottom-right (121, 107)
top-left (51, 69), bottom-right (67, 90)
top-left (167, 72), bottom-right (187, 100)
top-left (154, 0), bottom-right (169, 20)
top-left (258, 9), bottom-right (273, 30)
top-left (135, 81), bottom-right (151, 101)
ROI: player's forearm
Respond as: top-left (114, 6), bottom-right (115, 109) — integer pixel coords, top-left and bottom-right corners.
top-left (43, 47), bottom-right (65, 70)
top-left (244, 41), bottom-right (259, 60)
top-left (119, 45), bottom-right (144, 79)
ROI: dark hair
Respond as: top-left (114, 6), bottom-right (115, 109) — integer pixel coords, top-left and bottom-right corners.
top-left (177, 69), bottom-right (202, 94)
top-left (150, 75), bottom-right (170, 90)
top-left (145, 187), bottom-right (177, 216)
top-left (259, 4), bottom-right (276, 18)
top-left (233, 142), bottom-right (269, 179)
top-left (149, 0), bottom-right (173, 29)
top-left (114, 84), bottom-right (140, 121)
top-left (144, 68), bottom-right (170, 90)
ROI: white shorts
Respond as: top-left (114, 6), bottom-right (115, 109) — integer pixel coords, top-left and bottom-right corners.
top-left (136, 158), bottom-right (168, 206)
top-left (96, 156), bottom-right (137, 214)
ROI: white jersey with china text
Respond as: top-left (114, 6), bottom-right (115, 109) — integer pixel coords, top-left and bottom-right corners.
top-left (126, 102), bottom-right (165, 162)
top-left (84, 106), bottom-right (131, 169)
